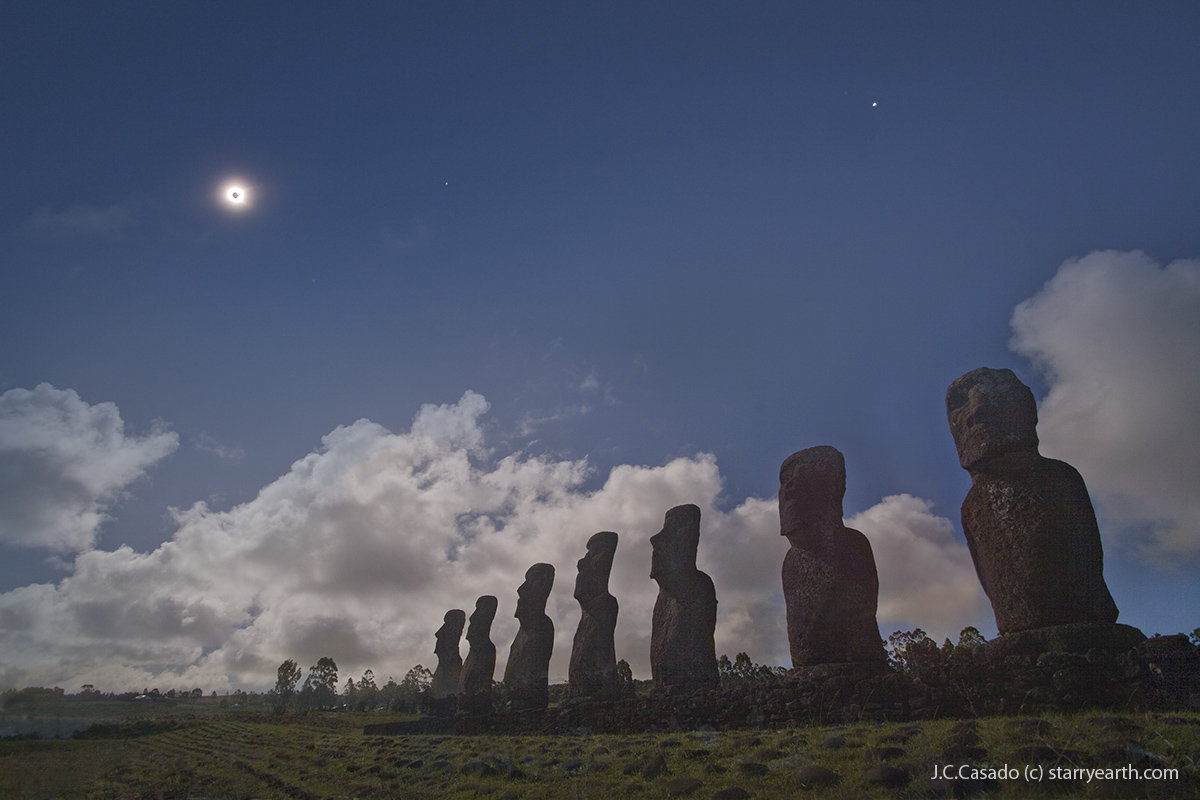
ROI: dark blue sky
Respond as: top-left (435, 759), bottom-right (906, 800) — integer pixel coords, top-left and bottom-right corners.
top-left (2, 2), bottom-right (1198, 689)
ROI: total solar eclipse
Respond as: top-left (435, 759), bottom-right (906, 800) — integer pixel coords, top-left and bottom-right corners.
top-left (218, 180), bottom-right (253, 212)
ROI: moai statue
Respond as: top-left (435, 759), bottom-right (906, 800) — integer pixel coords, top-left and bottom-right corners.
top-left (427, 608), bottom-right (466, 714)
top-left (650, 504), bottom-right (719, 690)
top-left (503, 563), bottom-right (556, 711)
top-left (458, 595), bottom-right (499, 715)
top-left (779, 446), bottom-right (887, 668)
top-left (569, 531), bottom-right (620, 699)
top-left (947, 367), bottom-right (1118, 634)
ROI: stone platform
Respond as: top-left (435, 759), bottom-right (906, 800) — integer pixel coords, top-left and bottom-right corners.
top-left (367, 627), bottom-right (1198, 735)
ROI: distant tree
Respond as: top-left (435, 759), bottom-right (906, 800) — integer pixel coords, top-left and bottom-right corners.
top-left (299, 657), bottom-right (338, 710)
top-left (719, 652), bottom-right (786, 688)
top-left (1190, 628), bottom-right (1200, 647)
top-left (311, 657), bottom-right (338, 693)
top-left (379, 677), bottom-right (399, 708)
top-left (886, 627), bottom-right (989, 682)
top-left (400, 664), bottom-right (432, 694)
top-left (4, 687), bottom-right (66, 709)
top-left (615, 659), bottom-right (636, 697)
top-left (957, 626), bottom-right (986, 648)
top-left (719, 653), bottom-right (754, 686)
top-left (356, 669), bottom-right (379, 710)
top-left (886, 628), bottom-right (942, 679)
top-left (274, 659), bottom-right (302, 705)
top-left (383, 665), bottom-right (432, 712)
top-left (733, 652), bottom-right (755, 681)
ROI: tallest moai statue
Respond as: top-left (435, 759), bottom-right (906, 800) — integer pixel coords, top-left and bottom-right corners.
top-left (946, 367), bottom-right (1118, 634)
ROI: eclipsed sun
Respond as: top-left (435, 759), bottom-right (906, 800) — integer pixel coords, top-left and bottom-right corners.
top-left (217, 180), bottom-right (253, 212)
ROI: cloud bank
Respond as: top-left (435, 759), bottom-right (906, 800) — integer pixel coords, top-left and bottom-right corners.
top-left (0, 390), bottom-right (986, 692)
top-left (1011, 250), bottom-right (1200, 565)
top-left (850, 494), bottom-right (990, 635)
top-left (0, 384), bottom-right (179, 553)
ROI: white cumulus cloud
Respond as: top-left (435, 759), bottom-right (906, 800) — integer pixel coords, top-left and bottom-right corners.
top-left (0, 384), bottom-right (179, 553)
top-left (848, 494), bottom-right (991, 642)
top-left (1011, 250), bottom-right (1200, 565)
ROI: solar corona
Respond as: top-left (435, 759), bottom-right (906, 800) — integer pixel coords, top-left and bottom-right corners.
top-left (219, 180), bottom-right (252, 211)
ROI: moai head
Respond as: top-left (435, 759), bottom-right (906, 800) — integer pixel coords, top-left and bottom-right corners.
top-left (466, 595), bottom-right (498, 646)
top-left (650, 504), bottom-right (701, 589)
top-left (514, 563), bottom-right (555, 622)
top-left (946, 367), bottom-right (1039, 470)
top-left (434, 609), bottom-right (466, 658)
top-left (574, 531), bottom-right (618, 603)
top-left (779, 445), bottom-right (846, 543)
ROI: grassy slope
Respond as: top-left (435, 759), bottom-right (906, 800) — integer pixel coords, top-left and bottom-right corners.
top-left (2, 711), bottom-right (1199, 799)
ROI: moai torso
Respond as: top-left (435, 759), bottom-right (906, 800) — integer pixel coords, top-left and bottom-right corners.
top-left (650, 505), bottom-right (719, 690)
top-left (779, 446), bottom-right (886, 667)
top-left (429, 608), bottom-right (466, 700)
top-left (569, 531), bottom-right (620, 699)
top-left (947, 367), bottom-right (1118, 634)
top-left (503, 563), bottom-right (556, 710)
top-left (459, 595), bottom-right (498, 714)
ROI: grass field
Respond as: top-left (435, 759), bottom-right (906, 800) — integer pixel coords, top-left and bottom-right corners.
top-left (2, 709), bottom-right (1199, 799)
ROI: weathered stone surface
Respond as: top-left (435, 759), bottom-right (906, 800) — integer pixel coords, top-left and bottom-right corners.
top-left (712, 788), bottom-right (752, 800)
top-left (779, 446), bottom-right (886, 667)
top-left (664, 776), bottom-right (703, 797)
top-left (794, 764), bottom-right (840, 788)
top-left (981, 622), bottom-right (1145, 660)
top-left (863, 764), bottom-right (910, 789)
top-left (946, 366), bottom-right (1040, 471)
top-left (1134, 634), bottom-right (1200, 710)
top-left (503, 563), bottom-right (555, 710)
top-left (947, 367), bottom-right (1118, 634)
top-left (427, 608), bottom-right (466, 714)
top-left (650, 504), bottom-right (719, 690)
top-left (569, 531), bottom-right (620, 699)
top-left (458, 595), bottom-right (498, 715)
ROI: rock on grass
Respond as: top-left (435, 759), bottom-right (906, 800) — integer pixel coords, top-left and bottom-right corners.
top-left (664, 776), bottom-right (703, 797)
top-left (863, 764), bottom-right (910, 788)
top-left (794, 764), bottom-right (839, 789)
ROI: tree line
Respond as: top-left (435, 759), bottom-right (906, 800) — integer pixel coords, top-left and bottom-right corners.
top-left (271, 657), bottom-right (433, 713)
